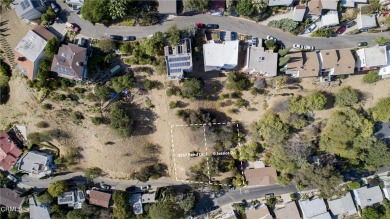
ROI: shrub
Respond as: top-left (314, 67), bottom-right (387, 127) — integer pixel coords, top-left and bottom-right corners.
top-left (372, 97), bottom-right (390, 122)
top-left (169, 101), bottom-right (177, 109)
top-left (363, 71), bottom-right (380, 84)
top-left (268, 18), bottom-right (298, 32)
top-left (144, 80), bottom-right (159, 90)
top-left (348, 181), bottom-right (361, 190)
top-left (41, 103), bottom-right (52, 110)
top-left (335, 86), bottom-right (360, 107)
top-left (91, 117), bottom-right (102, 125)
top-left (311, 29), bottom-right (333, 37)
top-left (145, 99), bottom-right (154, 109)
top-left (72, 111), bottom-right (84, 124)
top-left (36, 121), bottom-right (50, 128)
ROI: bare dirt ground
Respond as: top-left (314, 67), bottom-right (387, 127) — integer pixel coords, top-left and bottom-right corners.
top-left (1, 9), bottom-right (33, 49)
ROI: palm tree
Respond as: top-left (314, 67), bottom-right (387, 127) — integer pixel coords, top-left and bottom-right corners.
top-left (374, 36), bottom-right (390, 45)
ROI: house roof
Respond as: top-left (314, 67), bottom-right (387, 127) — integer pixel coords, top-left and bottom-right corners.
top-left (88, 190), bottom-right (111, 208)
top-left (321, 11), bottom-right (339, 27)
top-left (29, 196), bottom-right (50, 219)
top-left (329, 193), bottom-right (357, 217)
top-left (18, 150), bottom-right (51, 174)
top-left (321, 49), bottom-right (355, 75)
top-left (274, 202), bottom-right (301, 219)
top-left (308, 0), bottom-right (322, 14)
top-left (32, 25), bottom-right (55, 41)
top-left (0, 188), bottom-right (23, 208)
top-left (245, 167), bottom-right (278, 186)
top-left (141, 193), bottom-right (156, 203)
top-left (321, 0), bottom-right (338, 10)
top-left (341, 0), bottom-right (367, 7)
top-left (375, 121), bottom-right (390, 139)
top-left (51, 44), bottom-right (87, 79)
top-left (287, 51), bottom-right (320, 77)
top-left (244, 46), bottom-right (278, 77)
top-left (293, 5), bottom-right (307, 21)
top-left (129, 193), bottom-right (143, 215)
top-left (164, 38), bottom-right (192, 80)
top-left (157, 0), bottom-right (177, 14)
top-left (246, 206), bottom-right (272, 219)
top-left (299, 198), bottom-right (327, 218)
top-left (269, 0), bottom-right (294, 6)
top-left (358, 14), bottom-right (377, 29)
top-left (15, 30), bottom-right (47, 62)
top-left (0, 131), bottom-right (23, 171)
top-left (310, 212), bottom-right (332, 219)
top-left (203, 40), bottom-right (239, 71)
top-left (353, 186), bottom-right (383, 208)
top-left (13, 0), bottom-right (44, 19)
top-left (379, 49), bottom-right (390, 77)
top-left (356, 46), bottom-right (388, 68)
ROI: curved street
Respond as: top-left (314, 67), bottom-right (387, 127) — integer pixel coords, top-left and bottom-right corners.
top-left (56, 0), bottom-right (388, 50)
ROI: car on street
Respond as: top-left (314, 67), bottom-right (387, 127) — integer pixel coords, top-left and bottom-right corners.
top-left (346, 21), bottom-right (357, 28)
top-left (196, 23), bottom-right (206, 28)
top-left (357, 42), bottom-right (368, 47)
top-left (293, 44), bottom-right (304, 49)
top-left (66, 22), bottom-right (80, 32)
top-left (303, 45), bottom-right (315, 51)
top-left (110, 35), bottom-right (123, 41)
top-left (206, 24), bottom-right (219, 29)
top-left (336, 26), bottom-right (347, 34)
top-left (100, 182), bottom-right (111, 190)
top-left (140, 185), bottom-right (151, 191)
top-left (307, 23), bottom-right (317, 33)
top-left (266, 35), bottom-right (277, 42)
top-left (252, 37), bottom-right (258, 47)
top-left (123, 36), bottom-right (136, 41)
top-left (50, 2), bottom-right (60, 14)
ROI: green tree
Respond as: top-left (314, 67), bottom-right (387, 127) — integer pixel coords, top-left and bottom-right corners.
top-left (311, 28), bottom-right (333, 37)
top-left (37, 191), bottom-right (54, 204)
top-left (66, 210), bottom-right (84, 219)
top-left (374, 36), bottom-right (389, 45)
top-left (180, 78), bottom-right (203, 99)
top-left (289, 91), bottom-right (327, 114)
top-left (255, 111), bottom-right (289, 147)
top-left (81, 0), bottom-right (111, 24)
top-left (119, 42), bottom-right (132, 54)
top-left (278, 47), bottom-right (292, 57)
top-left (95, 86), bottom-right (112, 101)
top-left (84, 167), bottom-right (103, 180)
top-left (372, 97), bottom-right (390, 122)
top-left (108, 0), bottom-right (127, 20)
top-left (110, 103), bottom-right (133, 137)
top-left (279, 56), bottom-right (290, 67)
top-left (348, 181), bottom-right (361, 190)
top-left (335, 86), bottom-right (360, 107)
top-left (363, 70), bottom-right (380, 84)
top-left (183, 0), bottom-right (210, 12)
top-left (111, 75), bottom-right (133, 92)
top-left (364, 141), bottom-right (390, 170)
top-left (45, 37), bottom-right (59, 58)
top-left (144, 32), bottom-right (165, 56)
top-left (236, 0), bottom-right (254, 17)
top-left (165, 25), bottom-right (181, 46)
top-left (97, 39), bottom-right (116, 53)
top-left (179, 193), bottom-right (196, 215)
top-left (362, 206), bottom-right (383, 219)
top-left (231, 142), bottom-right (262, 161)
top-left (48, 180), bottom-right (68, 197)
top-left (41, 8), bottom-right (56, 26)
top-left (226, 72), bottom-right (250, 91)
top-left (113, 190), bottom-right (133, 219)
top-left (149, 202), bottom-right (184, 219)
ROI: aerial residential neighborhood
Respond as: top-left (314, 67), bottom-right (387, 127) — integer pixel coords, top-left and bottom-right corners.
top-left (1, 0), bottom-right (390, 218)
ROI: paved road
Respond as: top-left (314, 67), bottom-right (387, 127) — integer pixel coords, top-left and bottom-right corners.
top-left (214, 184), bottom-right (297, 206)
top-left (56, 0), bottom-right (388, 49)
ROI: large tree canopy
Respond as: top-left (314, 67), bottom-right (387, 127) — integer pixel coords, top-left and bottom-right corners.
top-left (148, 202), bottom-right (184, 219)
top-left (372, 97), bottom-right (390, 122)
top-left (255, 111), bottom-right (289, 147)
top-left (81, 0), bottom-right (111, 24)
top-left (48, 180), bottom-right (68, 197)
top-left (289, 91), bottom-right (328, 114)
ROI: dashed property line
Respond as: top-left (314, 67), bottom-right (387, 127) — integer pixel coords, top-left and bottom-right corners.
top-left (173, 122), bottom-right (236, 127)
top-left (203, 126), bottom-right (211, 183)
top-left (170, 125), bottom-right (178, 179)
top-left (236, 123), bottom-right (241, 147)
top-left (178, 179), bottom-right (230, 187)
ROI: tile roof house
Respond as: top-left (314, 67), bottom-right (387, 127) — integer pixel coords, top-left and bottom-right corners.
top-left (321, 11), bottom-right (339, 27)
top-left (18, 150), bottom-right (54, 177)
top-left (88, 190), bottom-right (112, 208)
top-left (357, 13), bottom-right (377, 31)
top-left (285, 51), bottom-right (320, 78)
top-left (268, 0), bottom-right (294, 6)
top-left (203, 40), bottom-right (239, 72)
top-left (274, 202), bottom-right (301, 219)
top-left (51, 44), bottom-right (88, 81)
top-left (353, 186), bottom-right (383, 208)
top-left (292, 5), bottom-right (307, 22)
top-left (356, 46), bottom-right (388, 70)
top-left (0, 131), bottom-right (23, 171)
top-left (245, 205), bottom-right (272, 219)
top-left (58, 190), bottom-right (86, 209)
top-left (243, 44), bottom-right (278, 77)
top-left (29, 196), bottom-right (50, 219)
top-left (157, 0), bottom-right (177, 15)
top-left (299, 198), bottom-right (328, 219)
top-left (341, 0), bottom-right (367, 7)
top-left (308, 0), bottom-right (322, 15)
top-left (164, 38), bottom-right (192, 80)
top-left (320, 49), bottom-right (355, 78)
top-left (14, 26), bottom-right (55, 80)
top-left (11, 0), bottom-right (46, 20)
top-left (0, 188), bottom-right (23, 208)
top-left (245, 167), bottom-right (278, 186)
top-left (328, 193), bottom-right (357, 218)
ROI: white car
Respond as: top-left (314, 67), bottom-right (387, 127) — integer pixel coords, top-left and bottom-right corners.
top-left (266, 35), bottom-right (277, 42)
top-left (293, 44), bottom-right (304, 49)
top-left (7, 174), bottom-right (18, 183)
top-left (307, 23), bottom-right (317, 33)
top-left (303, 45), bottom-right (315, 51)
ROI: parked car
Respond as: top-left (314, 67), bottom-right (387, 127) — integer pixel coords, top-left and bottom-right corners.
top-left (78, 38), bottom-right (87, 47)
top-left (6, 174), bottom-right (18, 183)
top-left (65, 22), bottom-right (80, 32)
top-left (140, 185), bottom-right (151, 191)
top-left (100, 182), bottom-right (111, 190)
top-left (293, 44), bottom-right (304, 49)
top-left (266, 35), bottom-right (277, 42)
top-left (110, 35), bottom-right (123, 41)
top-left (50, 2), bottom-right (60, 14)
top-left (196, 23), bottom-right (206, 28)
top-left (307, 23), bottom-right (317, 33)
top-left (206, 24), bottom-right (219, 29)
top-left (265, 193), bottom-right (274, 199)
top-left (123, 36), bottom-right (136, 41)
top-left (303, 45), bottom-right (315, 51)
top-left (252, 37), bottom-right (258, 47)
top-left (346, 21), bottom-right (357, 28)
top-left (336, 26), bottom-right (347, 34)
top-left (357, 42), bottom-right (368, 47)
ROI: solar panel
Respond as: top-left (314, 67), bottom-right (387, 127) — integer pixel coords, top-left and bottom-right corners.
top-left (170, 62), bottom-right (190, 68)
top-left (56, 67), bottom-right (73, 75)
top-left (21, 0), bottom-right (30, 10)
top-left (78, 191), bottom-right (84, 199)
top-left (170, 68), bottom-right (182, 74)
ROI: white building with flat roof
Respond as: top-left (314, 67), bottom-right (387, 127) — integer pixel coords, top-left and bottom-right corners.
top-left (299, 198), bottom-right (328, 219)
top-left (353, 186), bottom-right (383, 208)
top-left (328, 193), bottom-right (357, 218)
top-left (243, 44), bottom-right (278, 77)
top-left (203, 40), bottom-right (239, 72)
top-left (356, 46), bottom-right (388, 70)
top-left (18, 151), bottom-right (54, 177)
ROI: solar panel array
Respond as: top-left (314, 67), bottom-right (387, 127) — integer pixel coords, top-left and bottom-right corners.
top-left (170, 68), bottom-right (182, 74)
top-left (168, 56), bottom-right (190, 62)
top-left (170, 62), bottom-right (191, 68)
top-left (59, 195), bottom-right (73, 203)
top-left (78, 191), bottom-right (85, 200)
top-left (20, 0), bottom-right (31, 10)
top-left (56, 66), bottom-right (73, 76)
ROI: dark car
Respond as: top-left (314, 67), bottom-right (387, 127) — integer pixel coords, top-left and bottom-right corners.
top-left (358, 42), bottom-right (368, 47)
top-left (346, 21), bottom-right (357, 28)
top-left (196, 23), bottom-right (206, 28)
top-left (206, 24), bottom-right (219, 29)
top-left (123, 36), bottom-right (136, 41)
top-left (336, 26), bottom-right (346, 34)
top-left (50, 2), bottom-right (60, 14)
top-left (110, 35), bottom-right (123, 41)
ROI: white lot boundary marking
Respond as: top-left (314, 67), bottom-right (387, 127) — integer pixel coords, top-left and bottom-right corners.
top-left (170, 122), bottom-right (240, 187)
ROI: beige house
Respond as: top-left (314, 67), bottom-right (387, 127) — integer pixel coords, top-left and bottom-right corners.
top-left (245, 167), bottom-right (278, 186)
top-left (285, 51), bottom-right (320, 78)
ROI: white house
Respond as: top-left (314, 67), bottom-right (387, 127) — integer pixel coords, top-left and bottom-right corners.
top-left (321, 11), bottom-right (339, 27)
top-left (328, 193), bottom-right (357, 218)
top-left (379, 47), bottom-right (390, 78)
top-left (299, 198), bottom-right (328, 219)
top-left (356, 46), bottom-right (388, 70)
top-left (353, 186), bottom-right (383, 208)
top-left (203, 40), bottom-right (239, 72)
top-left (11, 0), bottom-right (46, 20)
top-left (18, 151), bottom-right (54, 177)
top-left (357, 13), bottom-right (377, 31)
